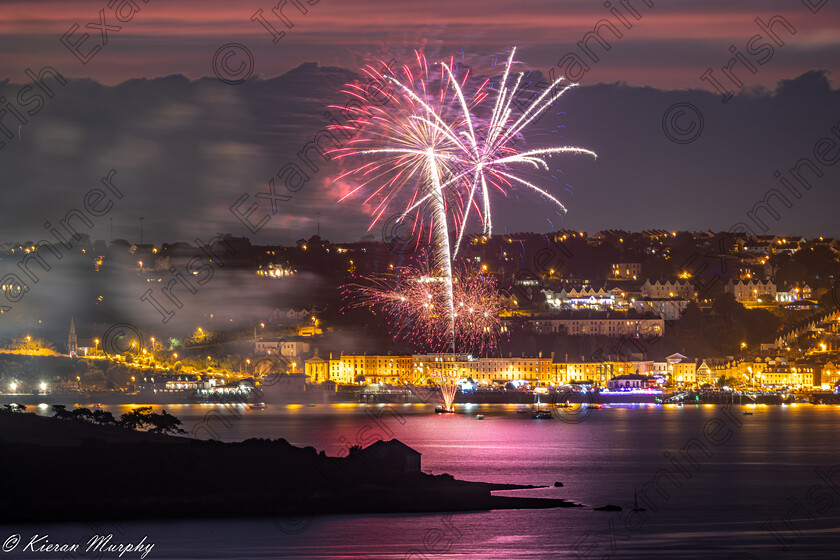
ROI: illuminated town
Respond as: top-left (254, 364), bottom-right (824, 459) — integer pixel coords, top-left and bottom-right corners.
top-left (3, 231), bottom-right (839, 405)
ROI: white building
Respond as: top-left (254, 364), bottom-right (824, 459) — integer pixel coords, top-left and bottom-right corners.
top-left (652, 353), bottom-right (697, 386)
top-left (726, 279), bottom-right (776, 303)
top-left (543, 287), bottom-right (616, 310)
top-left (776, 283), bottom-right (811, 303)
top-left (255, 337), bottom-right (311, 358)
top-left (641, 279), bottom-right (696, 300)
top-left (633, 298), bottom-right (689, 320)
top-left (521, 311), bottom-right (664, 338)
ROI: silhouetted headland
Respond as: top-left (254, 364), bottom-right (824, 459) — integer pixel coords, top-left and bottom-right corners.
top-left (0, 412), bottom-right (578, 523)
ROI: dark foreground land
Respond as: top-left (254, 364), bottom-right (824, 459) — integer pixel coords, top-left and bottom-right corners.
top-left (0, 413), bottom-right (577, 524)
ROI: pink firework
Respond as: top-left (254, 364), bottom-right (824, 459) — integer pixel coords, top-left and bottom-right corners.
top-left (336, 47), bottom-right (594, 354)
top-left (331, 47), bottom-right (596, 258)
top-left (347, 263), bottom-right (507, 354)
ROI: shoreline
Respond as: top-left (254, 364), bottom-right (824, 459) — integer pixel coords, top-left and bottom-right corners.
top-left (1, 388), bottom-right (819, 407)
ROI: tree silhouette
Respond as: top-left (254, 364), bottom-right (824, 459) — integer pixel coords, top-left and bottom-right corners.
top-left (71, 408), bottom-right (94, 422)
top-left (92, 410), bottom-right (117, 425)
top-left (118, 406), bottom-right (154, 430)
top-left (146, 409), bottom-right (186, 434)
top-left (52, 404), bottom-right (72, 419)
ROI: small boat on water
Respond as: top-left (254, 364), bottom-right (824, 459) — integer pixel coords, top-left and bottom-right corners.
top-left (632, 489), bottom-right (646, 512)
top-left (532, 392), bottom-right (553, 418)
top-left (90, 404), bottom-right (103, 411)
top-left (249, 403), bottom-right (267, 410)
top-left (476, 414), bottom-right (485, 420)
top-left (743, 411), bottom-right (753, 415)
top-left (435, 406), bottom-right (455, 414)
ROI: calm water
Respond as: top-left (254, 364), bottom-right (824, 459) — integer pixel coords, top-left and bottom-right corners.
top-left (8, 403), bottom-right (840, 559)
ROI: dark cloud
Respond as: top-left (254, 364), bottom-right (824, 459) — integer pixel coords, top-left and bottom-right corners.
top-left (1, 62), bottom-right (837, 250)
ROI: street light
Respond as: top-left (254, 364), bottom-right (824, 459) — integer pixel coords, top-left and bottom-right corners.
top-left (94, 339), bottom-right (99, 355)
top-left (9, 382), bottom-right (17, 392)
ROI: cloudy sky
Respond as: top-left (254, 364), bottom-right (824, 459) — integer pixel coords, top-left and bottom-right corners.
top-left (1, 0), bottom-right (839, 245)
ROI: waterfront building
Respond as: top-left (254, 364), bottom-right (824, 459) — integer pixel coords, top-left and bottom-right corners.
top-left (326, 354), bottom-right (414, 385)
top-left (760, 361), bottom-right (814, 388)
top-left (696, 360), bottom-right (714, 385)
top-left (305, 351), bottom-right (707, 390)
top-left (305, 353), bottom-right (328, 383)
top-left (466, 356), bottom-right (553, 385)
top-left (606, 374), bottom-right (655, 391)
top-left (820, 361), bottom-right (840, 388)
top-left (138, 374), bottom-right (217, 394)
top-left (411, 353), bottom-right (472, 381)
top-left (652, 354), bottom-right (696, 386)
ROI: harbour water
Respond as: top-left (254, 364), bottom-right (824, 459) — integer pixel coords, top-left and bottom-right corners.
top-left (12, 403), bottom-right (840, 559)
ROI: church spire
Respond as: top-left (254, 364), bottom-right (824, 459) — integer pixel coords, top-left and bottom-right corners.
top-left (68, 316), bottom-right (78, 357)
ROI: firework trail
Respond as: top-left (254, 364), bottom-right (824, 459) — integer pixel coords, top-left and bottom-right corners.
top-left (428, 364), bottom-right (460, 411)
top-left (331, 52), bottom-right (479, 347)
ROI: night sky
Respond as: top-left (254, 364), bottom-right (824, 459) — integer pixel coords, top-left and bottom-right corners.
top-left (1, 0), bottom-right (839, 244)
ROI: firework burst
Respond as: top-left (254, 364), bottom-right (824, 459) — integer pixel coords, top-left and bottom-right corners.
top-left (346, 262), bottom-right (507, 354)
top-left (335, 47), bottom-right (595, 354)
top-left (332, 48), bottom-right (596, 257)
